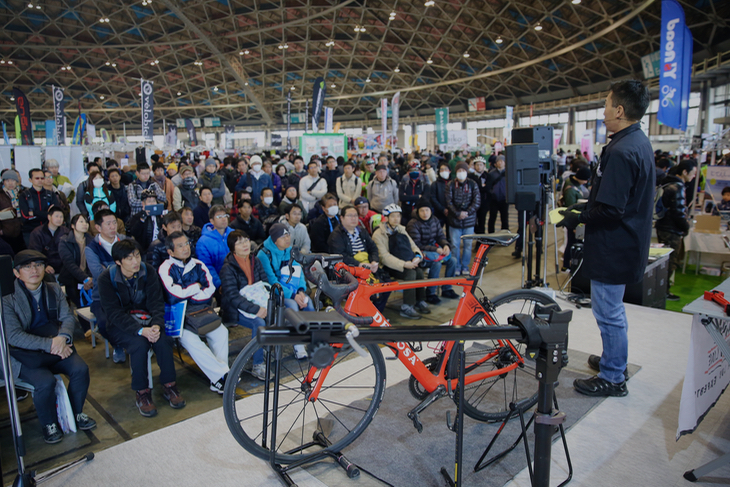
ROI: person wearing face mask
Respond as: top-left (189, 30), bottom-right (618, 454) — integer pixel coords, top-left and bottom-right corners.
top-left (446, 162), bottom-right (481, 276)
top-left (0, 170), bottom-right (26, 253)
top-left (236, 155), bottom-right (272, 207)
top-left (83, 172), bottom-right (116, 217)
top-left (469, 157), bottom-right (490, 235)
top-left (254, 187), bottom-right (281, 225)
top-left (172, 166), bottom-right (200, 211)
top-left (308, 194), bottom-right (340, 253)
top-left (198, 158), bottom-right (226, 206)
top-left (398, 161), bottom-right (430, 224)
top-left (430, 162), bottom-right (452, 231)
top-left (278, 185), bottom-right (308, 224)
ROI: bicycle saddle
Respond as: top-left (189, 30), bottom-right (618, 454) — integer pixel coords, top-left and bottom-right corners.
top-left (462, 230), bottom-right (519, 247)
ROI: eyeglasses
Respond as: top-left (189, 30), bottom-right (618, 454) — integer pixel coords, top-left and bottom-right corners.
top-left (174, 241), bottom-right (191, 249)
top-left (214, 214), bottom-right (229, 220)
top-left (18, 262), bottom-right (45, 271)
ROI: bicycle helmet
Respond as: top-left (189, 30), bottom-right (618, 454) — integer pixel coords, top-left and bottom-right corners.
top-left (382, 204), bottom-right (402, 216)
top-left (473, 156), bottom-right (487, 165)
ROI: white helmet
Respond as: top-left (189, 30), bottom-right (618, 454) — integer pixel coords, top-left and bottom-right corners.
top-left (473, 156), bottom-right (487, 165)
top-left (382, 204), bottom-right (402, 216)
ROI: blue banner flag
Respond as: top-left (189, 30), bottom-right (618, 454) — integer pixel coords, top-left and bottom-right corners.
top-left (71, 114), bottom-right (86, 145)
top-left (185, 118), bottom-right (197, 146)
top-left (658, 0), bottom-right (693, 131)
top-left (2, 121), bottom-right (8, 145)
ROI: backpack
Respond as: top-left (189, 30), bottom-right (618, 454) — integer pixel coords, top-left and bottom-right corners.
top-left (653, 182), bottom-right (673, 221)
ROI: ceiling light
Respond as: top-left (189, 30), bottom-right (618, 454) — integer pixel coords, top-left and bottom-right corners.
top-left (394, 66), bottom-right (400, 73)
top-left (534, 23), bottom-right (543, 31)
top-left (326, 40), bottom-right (335, 47)
top-left (290, 86), bottom-right (295, 90)
top-left (213, 86), bottom-right (218, 91)
top-left (496, 37), bottom-right (503, 44)
top-left (426, 58), bottom-right (433, 64)
top-left (100, 95), bottom-right (105, 100)
top-left (463, 52), bottom-right (470, 58)
top-left (7, 61), bottom-right (12, 65)
top-left (278, 44), bottom-right (284, 49)
top-left (27, 3), bottom-right (33, 7)
top-left (365, 77), bottom-right (371, 83)
top-left (331, 83), bottom-right (336, 88)
top-left (0, 60), bottom-right (4, 64)
top-left (10, 96), bottom-right (15, 101)
top-left (244, 50), bottom-right (249, 54)
top-left (354, 25), bottom-right (365, 33)
top-left (572, 0), bottom-right (581, 3)
top-left (244, 82), bottom-right (248, 86)
top-left (389, 11), bottom-right (396, 19)
top-left (239, 51), bottom-right (244, 55)
top-left (35, 4), bottom-right (40, 7)
top-left (177, 92), bottom-right (181, 96)
top-left (60, 66), bottom-right (66, 70)
top-left (111, 63), bottom-right (116, 67)
top-left (194, 59), bottom-right (203, 66)
top-left (424, 0), bottom-right (435, 6)
top-left (99, 17), bottom-right (110, 23)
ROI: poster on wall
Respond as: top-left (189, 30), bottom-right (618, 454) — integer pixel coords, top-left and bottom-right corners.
top-left (300, 134), bottom-right (347, 163)
top-left (439, 130), bottom-right (468, 152)
top-left (580, 130), bottom-right (594, 162)
top-left (704, 166), bottom-right (730, 207)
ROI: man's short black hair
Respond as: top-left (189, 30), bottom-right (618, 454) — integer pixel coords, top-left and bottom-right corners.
top-left (656, 158), bottom-right (671, 170)
top-left (162, 211), bottom-right (182, 227)
top-left (152, 161), bottom-right (166, 172)
top-left (284, 203), bottom-right (302, 215)
top-left (107, 167), bottom-right (121, 177)
top-left (47, 205), bottom-right (64, 218)
top-left (326, 156), bottom-right (335, 162)
top-left (307, 160), bottom-right (319, 169)
top-left (137, 162), bottom-right (150, 172)
top-left (199, 186), bottom-right (213, 196)
top-left (91, 200), bottom-right (109, 214)
top-left (209, 204), bottom-right (227, 220)
top-left (86, 162), bottom-right (100, 173)
top-left (674, 159), bottom-right (697, 176)
top-left (165, 231), bottom-right (187, 252)
top-left (29, 168), bottom-right (43, 179)
top-left (340, 204), bottom-right (357, 218)
top-left (608, 80), bottom-right (650, 121)
top-left (227, 229), bottom-right (250, 252)
top-left (111, 239), bottom-right (140, 262)
top-left (178, 206), bottom-right (194, 216)
top-left (294, 155), bottom-right (304, 163)
top-left (261, 187), bottom-right (273, 197)
top-left (94, 208), bottom-right (116, 226)
top-left (722, 187), bottom-right (730, 196)
top-left (237, 198), bottom-right (253, 209)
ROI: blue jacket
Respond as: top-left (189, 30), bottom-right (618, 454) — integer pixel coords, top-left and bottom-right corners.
top-left (236, 172), bottom-right (272, 206)
top-left (86, 234), bottom-right (126, 303)
top-left (158, 256), bottom-right (216, 307)
top-left (256, 237), bottom-right (307, 300)
top-left (196, 223), bottom-right (233, 287)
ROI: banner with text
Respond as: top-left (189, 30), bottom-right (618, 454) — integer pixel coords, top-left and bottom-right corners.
top-left (324, 107), bottom-right (334, 133)
top-left (13, 87), bottom-right (32, 146)
top-left (435, 107), bottom-right (448, 145)
top-left (381, 99), bottom-right (388, 148)
top-left (141, 79), bottom-right (154, 141)
top-left (658, 0), bottom-right (693, 131)
top-left (392, 92), bottom-right (401, 135)
top-left (52, 85), bottom-right (65, 145)
top-left (185, 118), bottom-right (197, 146)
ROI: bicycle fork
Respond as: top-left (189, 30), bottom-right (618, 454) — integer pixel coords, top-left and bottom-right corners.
top-left (407, 384), bottom-right (448, 433)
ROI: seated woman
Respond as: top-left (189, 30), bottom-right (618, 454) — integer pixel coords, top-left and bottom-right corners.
top-left (219, 230), bottom-right (269, 380)
top-left (83, 171), bottom-right (116, 217)
top-left (58, 214), bottom-right (93, 312)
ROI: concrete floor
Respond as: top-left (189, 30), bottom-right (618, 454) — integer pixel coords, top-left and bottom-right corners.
top-left (0, 214), bottom-right (574, 484)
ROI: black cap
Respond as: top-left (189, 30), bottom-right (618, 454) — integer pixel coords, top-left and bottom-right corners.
top-left (14, 250), bottom-right (47, 268)
top-left (375, 164), bottom-right (388, 172)
top-left (575, 166), bottom-right (592, 181)
top-left (354, 196), bottom-right (369, 206)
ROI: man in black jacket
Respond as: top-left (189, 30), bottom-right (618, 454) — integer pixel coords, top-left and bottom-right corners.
top-left (108, 168), bottom-right (131, 224)
top-left (322, 156), bottom-right (341, 195)
top-left (399, 161), bottom-right (430, 224)
top-left (146, 211), bottom-right (183, 268)
top-left (469, 157), bottom-right (490, 234)
top-left (230, 199), bottom-right (266, 244)
top-left (98, 239), bottom-right (185, 417)
top-left (406, 200), bottom-right (459, 304)
top-left (655, 160), bottom-right (696, 301)
top-left (19, 168), bottom-right (59, 245)
top-left (127, 189), bottom-right (163, 252)
top-left (327, 205), bottom-right (379, 271)
top-left (28, 205), bottom-right (69, 276)
top-left (308, 193), bottom-right (340, 253)
top-left (430, 162), bottom-right (451, 230)
top-left (558, 80), bottom-right (654, 398)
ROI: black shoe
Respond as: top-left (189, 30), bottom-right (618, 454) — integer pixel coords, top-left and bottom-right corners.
top-left (75, 413), bottom-right (97, 431)
top-left (666, 293), bottom-right (680, 301)
top-left (441, 289), bottom-right (460, 300)
top-left (43, 423), bottom-right (63, 444)
top-left (587, 354), bottom-right (630, 381)
top-left (426, 294), bottom-right (441, 305)
top-left (414, 301), bottom-right (431, 314)
top-left (511, 251), bottom-right (521, 259)
top-left (573, 375), bottom-right (628, 397)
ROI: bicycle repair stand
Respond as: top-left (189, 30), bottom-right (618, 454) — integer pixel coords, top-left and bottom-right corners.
top-left (256, 298), bottom-right (572, 487)
top-left (0, 255), bottom-right (94, 486)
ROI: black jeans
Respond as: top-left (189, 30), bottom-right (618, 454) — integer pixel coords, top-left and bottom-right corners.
top-left (488, 200), bottom-right (509, 234)
top-left (387, 267), bottom-right (425, 306)
top-left (15, 348), bottom-right (90, 427)
top-left (91, 300), bottom-right (118, 348)
top-left (475, 196), bottom-right (490, 234)
top-left (107, 327), bottom-right (176, 391)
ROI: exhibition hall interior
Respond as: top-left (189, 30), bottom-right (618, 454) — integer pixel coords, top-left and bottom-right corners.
top-left (1, 0), bottom-right (730, 486)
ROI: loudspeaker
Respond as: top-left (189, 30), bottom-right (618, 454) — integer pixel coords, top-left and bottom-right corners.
top-left (512, 126), bottom-right (554, 174)
top-left (0, 255), bottom-right (14, 297)
top-left (505, 143), bottom-right (542, 205)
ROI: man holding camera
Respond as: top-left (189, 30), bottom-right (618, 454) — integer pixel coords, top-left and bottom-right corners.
top-left (127, 188), bottom-right (163, 253)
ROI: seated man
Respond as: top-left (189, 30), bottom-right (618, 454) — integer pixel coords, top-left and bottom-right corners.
top-left (193, 187), bottom-right (214, 229)
top-left (98, 239), bottom-right (185, 417)
top-left (372, 204), bottom-right (428, 319)
top-left (406, 199), bottom-right (459, 304)
top-left (230, 199), bottom-right (266, 245)
top-left (127, 189), bottom-right (163, 253)
top-left (159, 232), bottom-right (229, 394)
top-left (279, 203), bottom-right (310, 253)
top-left (254, 187), bottom-right (280, 224)
top-left (308, 193), bottom-right (340, 253)
top-left (86, 208), bottom-right (127, 363)
top-left (4, 250), bottom-right (96, 444)
top-left (89, 200), bottom-right (126, 237)
top-left (354, 196), bottom-right (377, 235)
top-left (146, 211), bottom-right (183, 268)
top-left (257, 223), bottom-right (313, 359)
top-left (28, 205), bottom-right (69, 276)
top-left (179, 206), bottom-right (201, 257)
top-left (196, 205), bottom-right (233, 288)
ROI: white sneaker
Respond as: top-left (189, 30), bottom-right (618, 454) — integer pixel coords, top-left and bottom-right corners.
top-left (293, 344), bottom-right (308, 360)
top-left (251, 364), bottom-right (267, 381)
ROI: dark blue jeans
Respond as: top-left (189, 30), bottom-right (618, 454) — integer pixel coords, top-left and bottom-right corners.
top-left (107, 327), bottom-right (176, 391)
top-left (590, 280), bottom-right (628, 384)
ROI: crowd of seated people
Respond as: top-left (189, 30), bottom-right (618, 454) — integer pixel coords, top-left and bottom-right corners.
top-left (0, 149), bottom-right (509, 444)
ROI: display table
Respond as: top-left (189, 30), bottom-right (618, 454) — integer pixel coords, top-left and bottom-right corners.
top-left (679, 278), bottom-right (730, 480)
top-left (682, 229), bottom-right (730, 274)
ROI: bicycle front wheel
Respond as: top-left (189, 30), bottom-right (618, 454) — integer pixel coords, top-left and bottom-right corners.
top-left (223, 339), bottom-right (387, 464)
top-left (449, 289), bottom-right (560, 422)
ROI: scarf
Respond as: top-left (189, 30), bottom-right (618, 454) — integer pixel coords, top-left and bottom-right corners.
top-left (234, 254), bottom-right (253, 285)
top-left (154, 175), bottom-right (167, 189)
top-left (4, 187), bottom-right (19, 212)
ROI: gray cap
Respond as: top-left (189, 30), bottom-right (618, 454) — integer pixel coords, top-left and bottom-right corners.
top-left (205, 157), bottom-right (217, 167)
top-left (2, 170), bottom-right (19, 182)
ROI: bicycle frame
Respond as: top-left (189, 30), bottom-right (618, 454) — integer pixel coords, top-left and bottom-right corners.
top-left (307, 241), bottom-right (528, 402)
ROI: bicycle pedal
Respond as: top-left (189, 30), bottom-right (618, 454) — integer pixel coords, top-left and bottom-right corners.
top-left (407, 411), bottom-right (424, 434)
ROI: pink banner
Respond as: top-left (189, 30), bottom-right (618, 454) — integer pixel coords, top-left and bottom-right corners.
top-left (381, 98), bottom-right (387, 149)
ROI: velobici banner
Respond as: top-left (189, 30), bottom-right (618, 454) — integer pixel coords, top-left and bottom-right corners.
top-left (52, 85), bottom-right (65, 145)
top-left (141, 79), bottom-right (154, 141)
top-left (658, 0), bottom-right (693, 131)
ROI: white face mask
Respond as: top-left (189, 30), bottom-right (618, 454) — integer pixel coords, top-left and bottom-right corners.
top-left (456, 171), bottom-right (467, 182)
top-left (327, 205), bottom-right (339, 217)
top-left (252, 164), bottom-right (262, 172)
top-left (93, 178), bottom-right (103, 188)
top-left (263, 196), bottom-right (274, 205)
top-left (439, 171), bottom-right (450, 179)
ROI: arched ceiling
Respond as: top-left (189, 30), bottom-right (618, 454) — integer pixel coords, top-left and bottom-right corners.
top-left (1, 0), bottom-right (728, 129)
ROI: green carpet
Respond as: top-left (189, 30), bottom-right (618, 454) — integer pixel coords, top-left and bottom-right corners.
top-left (665, 267), bottom-right (725, 313)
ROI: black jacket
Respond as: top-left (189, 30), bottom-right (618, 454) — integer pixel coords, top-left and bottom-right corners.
top-left (28, 223), bottom-right (70, 273)
top-left (58, 231), bottom-right (93, 287)
top-left (445, 179), bottom-right (481, 229)
top-left (230, 215), bottom-right (266, 243)
top-left (430, 178), bottom-right (450, 223)
top-left (399, 176), bottom-right (430, 221)
top-left (98, 262), bottom-right (165, 335)
top-left (309, 214), bottom-right (340, 253)
top-left (193, 201), bottom-right (212, 229)
top-left (109, 184), bottom-right (131, 223)
top-left (469, 171), bottom-right (491, 208)
top-left (18, 187), bottom-right (59, 233)
top-left (322, 168), bottom-right (341, 195)
top-left (655, 174), bottom-right (690, 236)
top-left (146, 233), bottom-right (170, 269)
top-left (127, 212), bottom-right (162, 252)
top-left (327, 225), bottom-right (379, 267)
top-left (219, 252), bottom-right (269, 323)
top-left (406, 215), bottom-right (449, 252)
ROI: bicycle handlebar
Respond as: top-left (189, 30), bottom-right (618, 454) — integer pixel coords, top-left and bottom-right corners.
top-left (291, 248), bottom-right (373, 326)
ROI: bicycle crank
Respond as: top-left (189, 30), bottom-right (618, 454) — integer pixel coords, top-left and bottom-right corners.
top-left (407, 385), bottom-right (448, 434)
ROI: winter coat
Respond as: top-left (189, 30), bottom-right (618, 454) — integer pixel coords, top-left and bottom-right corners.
top-left (366, 177), bottom-right (399, 213)
top-left (219, 252), bottom-right (269, 322)
top-left (230, 215), bottom-right (266, 243)
top-left (406, 215), bottom-right (449, 252)
top-left (327, 225), bottom-right (379, 267)
top-left (2, 280), bottom-right (77, 379)
top-left (279, 217), bottom-right (311, 254)
top-left (0, 188), bottom-right (22, 238)
top-left (399, 175), bottom-right (430, 220)
top-left (336, 174), bottom-right (362, 207)
top-left (309, 214), bottom-right (340, 253)
top-left (127, 212), bottom-right (162, 252)
top-left (655, 174), bottom-right (690, 236)
top-left (86, 234), bottom-right (126, 303)
top-left (18, 187), bottom-right (59, 233)
top-left (58, 231), bottom-right (93, 288)
top-left (109, 184), bottom-right (131, 223)
top-left (29, 223), bottom-right (70, 273)
top-left (235, 171), bottom-right (273, 206)
top-left (298, 175), bottom-right (328, 213)
top-left (256, 237), bottom-right (308, 300)
top-left (372, 224), bottom-right (422, 273)
top-left (430, 178), bottom-right (450, 223)
top-left (98, 262), bottom-right (165, 335)
top-left (83, 185), bottom-right (117, 216)
top-left (158, 256), bottom-right (216, 307)
top-left (199, 172), bottom-right (226, 206)
top-left (196, 223), bottom-right (233, 287)
top-left (127, 180), bottom-right (166, 215)
top-left (193, 201), bottom-right (212, 229)
top-left (445, 178), bottom-right (481, 229)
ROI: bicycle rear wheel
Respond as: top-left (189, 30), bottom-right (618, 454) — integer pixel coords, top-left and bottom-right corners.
top-left (449, 289), bottom-right (559, 422)
top-left (223, 339), bottom-right (386, 464)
